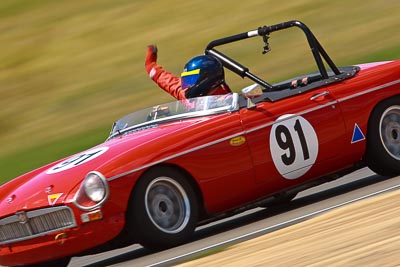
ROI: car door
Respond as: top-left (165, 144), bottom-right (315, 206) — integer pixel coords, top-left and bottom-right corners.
top-left (240, 89), bottom-right (347, 192)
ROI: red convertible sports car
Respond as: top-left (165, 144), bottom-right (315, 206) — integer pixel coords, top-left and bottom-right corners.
top-left (1, 20), bottom-right (399, 266)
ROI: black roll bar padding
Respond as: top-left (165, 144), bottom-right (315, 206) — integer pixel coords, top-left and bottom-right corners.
top-left (206, 32), bottom-right (250, 51)
top-left (207, 49), bottom-right (273, 90)
top-left (252, 20), bottom-right (340, 77)
top-left (205, 20), bottom-right (341, 84)
top-left (207, 49), bottom-right (248, 76)
top-left (315, 38), bottom-right (341, 75)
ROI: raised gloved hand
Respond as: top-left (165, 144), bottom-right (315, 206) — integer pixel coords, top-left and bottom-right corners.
top-left (145, 45), bottom-right (158, 74)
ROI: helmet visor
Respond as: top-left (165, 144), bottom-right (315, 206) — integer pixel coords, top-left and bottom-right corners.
top-left (181, 69), bottom-right (200, 89)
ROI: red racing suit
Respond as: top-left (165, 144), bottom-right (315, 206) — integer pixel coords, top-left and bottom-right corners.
top-left (145, 46), bottom-right (230, 100)
top-left (146, 64), bottom-right (186, 100)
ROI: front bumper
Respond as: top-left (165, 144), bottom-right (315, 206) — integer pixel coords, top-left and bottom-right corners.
top-left (0, 211), bottom-right (125, 266)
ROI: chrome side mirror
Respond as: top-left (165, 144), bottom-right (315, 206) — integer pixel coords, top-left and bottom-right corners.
top-left (241, 84), bottom-right (263, 109)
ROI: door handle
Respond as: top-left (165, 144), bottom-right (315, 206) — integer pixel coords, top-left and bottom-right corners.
top-left (310, 91), bottom-right (329, 101)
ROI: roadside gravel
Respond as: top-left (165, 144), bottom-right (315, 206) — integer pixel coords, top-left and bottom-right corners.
top-left (178, 190), bottom-right (400, 266)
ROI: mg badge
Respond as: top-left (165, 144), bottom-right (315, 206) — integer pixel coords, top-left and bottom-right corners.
top-left (16, 211), bottom-right (28, 224)
top-left (7, 194), bottom-right (16, 204)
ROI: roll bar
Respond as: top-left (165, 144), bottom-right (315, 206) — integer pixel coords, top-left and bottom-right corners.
top-left (205, 20), bottom-right (341, 91)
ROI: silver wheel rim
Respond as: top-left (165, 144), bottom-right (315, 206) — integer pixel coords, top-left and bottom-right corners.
top-left (145, 177), bottom-right (191, 234)
top-left (379, 105), bottom-right (400, 160)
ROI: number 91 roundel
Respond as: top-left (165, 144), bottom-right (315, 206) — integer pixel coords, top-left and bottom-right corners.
top-left (46, 147), bottom-right (109, 174)
top-left (270, 115), bottom-right (318, 180)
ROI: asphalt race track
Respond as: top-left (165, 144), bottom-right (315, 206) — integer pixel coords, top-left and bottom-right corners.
top-left (68, 167), bottom-right (400, 267)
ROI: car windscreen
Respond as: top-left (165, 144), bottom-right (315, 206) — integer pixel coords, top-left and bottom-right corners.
top-left (108, 93), bottom-right (238, 139)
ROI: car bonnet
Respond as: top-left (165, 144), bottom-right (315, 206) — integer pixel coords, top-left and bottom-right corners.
top-left (0, 117), bottom-right (207, 215)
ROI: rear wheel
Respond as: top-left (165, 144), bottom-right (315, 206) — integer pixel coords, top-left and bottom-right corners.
top-left (366, 97), bottom-right (400, 176)
top-left (126, 166), bottom-right (198, 250)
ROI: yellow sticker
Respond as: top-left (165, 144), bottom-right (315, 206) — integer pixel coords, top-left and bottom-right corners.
top-left (48, 193), bottom-right (63, 206)
top-left (230, 136), bottom-right (246, 146)
top-left (181, 68), bottom-right (200, 77)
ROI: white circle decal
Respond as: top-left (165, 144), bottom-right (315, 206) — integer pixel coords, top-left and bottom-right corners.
top-left (270, 115), bottom-right (318, 179)
top-left (46, 147), bottom-right (109, 174)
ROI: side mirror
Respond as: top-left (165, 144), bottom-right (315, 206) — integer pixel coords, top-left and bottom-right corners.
top-left (241, 84), bottom-right (263, 109)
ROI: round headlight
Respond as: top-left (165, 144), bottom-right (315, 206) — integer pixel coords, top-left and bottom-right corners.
top-left (84, 172), bottom-right (108, 202)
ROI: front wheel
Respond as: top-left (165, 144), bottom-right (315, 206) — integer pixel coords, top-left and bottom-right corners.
top-left (365, 97), bottom-right (400, 176)
top-left (126, 166), bottom-right (198, 250)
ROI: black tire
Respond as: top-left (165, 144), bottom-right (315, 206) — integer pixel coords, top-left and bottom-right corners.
top-left (21, 257), bottom-right (70, 267)
top-left (126, 166), bottom-right (198, 250)
top-left (365, 96), bottom-right (400, 176)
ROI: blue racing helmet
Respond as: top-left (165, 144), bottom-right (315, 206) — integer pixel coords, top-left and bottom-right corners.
top-left (181, 55), bottom-right (225, 98)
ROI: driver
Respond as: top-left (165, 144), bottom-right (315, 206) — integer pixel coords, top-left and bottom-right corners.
top-left (145, 45), bottom-right (231, 100)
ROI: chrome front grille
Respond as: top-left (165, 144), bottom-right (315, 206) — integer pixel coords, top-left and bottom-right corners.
top-left (0, 206), bottom-right (76, 245)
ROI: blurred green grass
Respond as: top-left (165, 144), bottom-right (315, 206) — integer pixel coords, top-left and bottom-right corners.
top-left (1, 0), bottom-right (400, 184)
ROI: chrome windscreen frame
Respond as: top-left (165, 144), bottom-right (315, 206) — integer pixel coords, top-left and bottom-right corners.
top-left (108, 93), bottom-right (239, 140)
